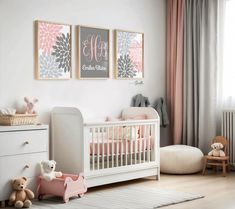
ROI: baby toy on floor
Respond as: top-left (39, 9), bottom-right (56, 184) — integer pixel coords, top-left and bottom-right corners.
top-left (8, 177), bottom-right (34, 208)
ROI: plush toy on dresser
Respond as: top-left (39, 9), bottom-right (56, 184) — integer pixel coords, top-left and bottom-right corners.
top-left (8, 177), bottom-right (34, 208)
top-left (24, 97), bottom-right (38, 114)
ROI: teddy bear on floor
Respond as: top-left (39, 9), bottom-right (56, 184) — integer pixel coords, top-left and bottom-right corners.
top-left (208, 142), bottom-right (225, 157)
top-left (24, 97), bottom-right (38, 114)
top-left (8, 177), bottom-right (34, 208)
top-left (40, 160), bottom-right (62, 181)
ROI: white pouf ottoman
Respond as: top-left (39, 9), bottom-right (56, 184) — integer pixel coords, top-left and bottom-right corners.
top-left (160, 145), bottom-right (204, 174)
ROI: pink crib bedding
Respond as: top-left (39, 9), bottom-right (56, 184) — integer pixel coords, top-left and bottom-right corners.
top-left (89, 137), bottom-right (152, 155)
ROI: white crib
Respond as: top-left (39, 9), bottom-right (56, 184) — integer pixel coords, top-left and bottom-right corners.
top-left (51, 107), bottom-right (160, 188)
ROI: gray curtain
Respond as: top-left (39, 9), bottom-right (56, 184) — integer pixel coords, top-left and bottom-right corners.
top-left (183, 0), bottom-right (219, 153)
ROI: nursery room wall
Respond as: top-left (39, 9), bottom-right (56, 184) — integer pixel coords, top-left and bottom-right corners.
top-left (0, 0), bottom-right (168, 144)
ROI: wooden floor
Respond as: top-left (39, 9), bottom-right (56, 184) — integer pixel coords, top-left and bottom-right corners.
top-left (2, 171), bottom-right (234, 209)
top-left (89, 170), bottom-right (235, 209)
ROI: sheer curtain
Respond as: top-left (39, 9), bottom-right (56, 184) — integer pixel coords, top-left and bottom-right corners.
top-left (222, 0), bottom-right (235, 108)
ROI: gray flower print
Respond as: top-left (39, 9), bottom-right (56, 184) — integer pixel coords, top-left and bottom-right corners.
top-left (118, 54), bottom-right (137, 78)
top-left (52, 33), bottom-right (71, 73)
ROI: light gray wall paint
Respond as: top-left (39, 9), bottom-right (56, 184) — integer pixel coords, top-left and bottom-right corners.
top-left (0, 0), bottom-right (169, 145)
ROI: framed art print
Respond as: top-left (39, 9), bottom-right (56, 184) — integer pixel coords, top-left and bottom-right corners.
top-left (78, 26), bottom-right (110, 79)
top-left (115, 30), bottom-right (144, 79)
top-left (35, 20), bottom-right (72, 79)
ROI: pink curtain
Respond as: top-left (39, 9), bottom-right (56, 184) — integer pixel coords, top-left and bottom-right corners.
top-left (166, 0), bottom-right (184, 144)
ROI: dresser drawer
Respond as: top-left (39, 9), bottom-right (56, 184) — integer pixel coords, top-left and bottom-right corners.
top-left (0, 129), bottom-right (48, 156)
top-left (0, 152), bottom-right (47, 181)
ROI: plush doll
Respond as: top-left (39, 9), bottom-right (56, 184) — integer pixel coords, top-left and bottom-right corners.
top-left (40, 160), bottom-right (62, 181)
top-left (208, 142), bottom-right (225, 157)
top-left (24, 97), bottom-right (38, 114)
top-left (8, 177), bottom-right (34, 208)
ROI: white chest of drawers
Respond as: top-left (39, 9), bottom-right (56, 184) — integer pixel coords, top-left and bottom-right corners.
top-left (0, 125), bottom-right (49, 207)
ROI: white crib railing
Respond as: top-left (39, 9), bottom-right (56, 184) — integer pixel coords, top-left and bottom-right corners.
top-left (52, 106), bottom-right (160, 188)
top-left (83, 119), bottom-right (159, 174)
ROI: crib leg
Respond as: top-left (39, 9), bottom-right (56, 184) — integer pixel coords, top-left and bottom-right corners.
top-left (78, 193), bottom-right (84, 198)
top-left (1, 201), bottom-right (5, 208)
top-left (156, 169), bottom-right (160, 180)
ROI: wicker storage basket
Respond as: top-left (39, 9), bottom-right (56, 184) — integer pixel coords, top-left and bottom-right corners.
top-left (0, 114), bottom-right (37, 126)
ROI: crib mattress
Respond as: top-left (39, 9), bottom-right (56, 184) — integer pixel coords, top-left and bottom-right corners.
top-left (89, 138), bottom-right (152, 155)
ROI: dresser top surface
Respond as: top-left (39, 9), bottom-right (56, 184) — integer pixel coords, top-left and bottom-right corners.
top-left (0, 124), bottom-right (48, 132)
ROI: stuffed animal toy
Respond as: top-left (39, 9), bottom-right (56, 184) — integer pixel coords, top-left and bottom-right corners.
top-left (8, 177), bottom-right (34, 208)
top-left (208, 142), bottom-right (225, 157)
top-left (24, 97), bottom-right (38, 114)
top-left (40, 160), bottom-right (62, 181)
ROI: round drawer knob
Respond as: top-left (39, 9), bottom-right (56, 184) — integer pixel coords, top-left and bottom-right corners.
top-left (25, 165), bottom-right (30, 168)
top-left (24, 141), bottom-right (29, 145)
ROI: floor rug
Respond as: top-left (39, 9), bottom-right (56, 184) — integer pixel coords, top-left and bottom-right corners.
top-left (9, 185), bottom-right (204, 209)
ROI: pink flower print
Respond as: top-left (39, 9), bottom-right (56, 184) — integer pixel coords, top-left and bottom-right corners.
top-left (38, 22), bottom-right (63, 54)
top-left (129, 41), bottom-right (143, 72)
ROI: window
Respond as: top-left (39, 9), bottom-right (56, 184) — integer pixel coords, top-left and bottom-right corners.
top-left (222, 0), bottom-right (235, 105)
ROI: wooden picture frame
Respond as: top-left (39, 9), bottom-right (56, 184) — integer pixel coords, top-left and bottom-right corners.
top-left (77, 25), bottom-right (110, 79)
top-left (35, 20), bottom-right (72, 80)
top-left (115, 30), bottom-right (144, 79)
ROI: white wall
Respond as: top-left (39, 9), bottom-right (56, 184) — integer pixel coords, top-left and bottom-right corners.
top-left (0, 0), bottom-right (166, 135)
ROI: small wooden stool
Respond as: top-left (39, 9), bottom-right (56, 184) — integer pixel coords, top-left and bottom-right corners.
top-left (202, 136), bottom-right (230, 177)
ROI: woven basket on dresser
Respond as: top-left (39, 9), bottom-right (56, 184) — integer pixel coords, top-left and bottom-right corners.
top-left (0, 114), bottom-right (37, 126)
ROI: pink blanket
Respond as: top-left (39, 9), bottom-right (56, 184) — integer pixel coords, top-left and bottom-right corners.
top-left (89, 137), bottom-right (152, 155)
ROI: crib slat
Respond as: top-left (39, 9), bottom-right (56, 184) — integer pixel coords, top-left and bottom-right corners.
top-left (112, 126), bottom-right (114, 168)
top-left (150, 124), bottom-right (154, 161)
top-left (143, 125), bottom-right (146, 163)
top-left (116, 126), bottom-right (119, 167)
top-left (146, 125), bottom-right (149, 162)
top-left (135, 126), bottom-right (138, 164)
top-left (125, 127), bottom-right (128, 166)
top-left (139, 125), bottom-right (142, 164)
top-left (147, 125), bottom-right (151, 162)
top-left (102, 127), bottom-right (104, 169)
top-left (121, 127), bottom-right (123, 166)
top-left (97, 128), bottom-right (100, 170)
top-left (92, 128), bottom-right (95, 170)
top-left (130, 126), bottom-right (133, 165)
top-left (107, 127), bottom-right (109, 169)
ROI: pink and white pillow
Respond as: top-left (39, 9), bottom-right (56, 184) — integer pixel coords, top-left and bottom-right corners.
top-left (105, 114), bottom-right (148, 139)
